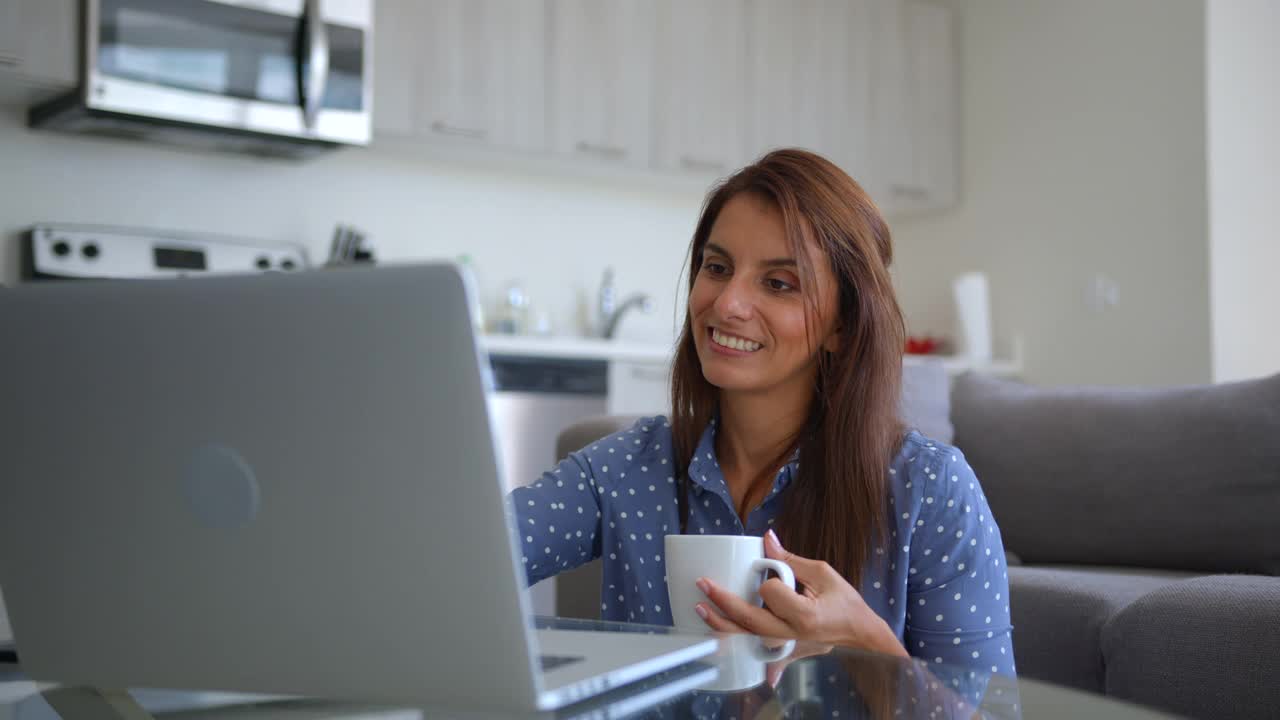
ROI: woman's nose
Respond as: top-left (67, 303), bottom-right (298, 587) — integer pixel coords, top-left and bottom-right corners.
top-left (714, 276), bottom-right (754, 320)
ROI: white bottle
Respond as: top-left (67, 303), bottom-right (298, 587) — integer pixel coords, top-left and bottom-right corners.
top-left (953, 272), bottom-right (993, 363)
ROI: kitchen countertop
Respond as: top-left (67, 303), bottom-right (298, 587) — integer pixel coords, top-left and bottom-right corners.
top-left (481, 334), bottom-right (676, 364)
top-left (904, 354), bottom-right (1022, 377)
top-left (481, 334), bottom-right (1022, 377)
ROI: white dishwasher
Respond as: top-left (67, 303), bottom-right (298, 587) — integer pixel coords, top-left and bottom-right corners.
top-left (486, 354), bottom-right (608, 616)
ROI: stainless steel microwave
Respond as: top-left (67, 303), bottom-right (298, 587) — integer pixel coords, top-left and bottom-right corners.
top-left (30, 0), bottom-right (373, 159)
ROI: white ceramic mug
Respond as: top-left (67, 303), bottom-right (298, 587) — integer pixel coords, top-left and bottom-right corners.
top-left (664, 534), bottom-right (797, 632)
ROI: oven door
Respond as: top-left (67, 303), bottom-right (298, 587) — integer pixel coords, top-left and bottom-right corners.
top-left (85, 0), bottom-right (372, 145)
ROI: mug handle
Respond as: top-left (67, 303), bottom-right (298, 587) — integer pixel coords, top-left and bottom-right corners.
top-left (751, 558), bottom-right (796, 593)
top-left (750, 558), bottom-right (798, 661)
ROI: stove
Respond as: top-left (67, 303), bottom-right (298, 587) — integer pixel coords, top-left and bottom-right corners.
top-left (22, 224), bottom-right (309, 281)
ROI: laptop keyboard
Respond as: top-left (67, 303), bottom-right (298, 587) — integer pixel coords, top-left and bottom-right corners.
top-left (539, 654), bottom-right (585, 672)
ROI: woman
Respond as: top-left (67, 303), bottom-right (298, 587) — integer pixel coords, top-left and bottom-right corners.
top-left (511, 149), bottom-right (1015, 677)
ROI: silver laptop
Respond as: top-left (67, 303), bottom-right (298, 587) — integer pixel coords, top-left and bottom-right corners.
top-left (0, 263), bottom-right (715, 712)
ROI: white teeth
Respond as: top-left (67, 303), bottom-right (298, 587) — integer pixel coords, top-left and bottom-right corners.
top-left (712, 329), bottom-right (761, 352)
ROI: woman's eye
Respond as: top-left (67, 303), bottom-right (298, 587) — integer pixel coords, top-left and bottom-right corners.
top-left (702, 262), bottom-right (728, 275)
top-left (767, 278), bottom-right (796, 292)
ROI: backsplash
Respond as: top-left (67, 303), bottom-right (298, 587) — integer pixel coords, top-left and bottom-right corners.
top-left (0, 109), bottom-right (700, 343)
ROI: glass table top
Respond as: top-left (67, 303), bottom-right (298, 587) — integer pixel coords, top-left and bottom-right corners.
top-left (0, 617), bottom-right (1174, 719)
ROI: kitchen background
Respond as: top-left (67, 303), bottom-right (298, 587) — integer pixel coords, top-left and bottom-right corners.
top-left (0, 0), bottom-right (1275, 385)
top-left (1, 0), bottom-right (1277, 647)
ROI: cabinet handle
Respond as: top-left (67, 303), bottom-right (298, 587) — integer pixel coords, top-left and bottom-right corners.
top-left (679, 155), bottom-right (725, 172)
top-left (430, 120), bottom-right (488, 140)
top-left (575, 141), bottom-right (627, 159)
top-left (890, 184), bottom-right (930, 200)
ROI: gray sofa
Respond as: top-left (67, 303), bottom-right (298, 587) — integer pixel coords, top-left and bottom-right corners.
top-left (951, 371), bottom-right (1280, 720)
top-left (552, 368), bottom-right (1280, 719)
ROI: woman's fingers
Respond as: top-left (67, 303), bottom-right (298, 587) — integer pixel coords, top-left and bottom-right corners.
top-left (757, 577), bottom-right (814, 630)
top-left (759, 577), bottom-right (808, 613)
top-left (765, 530), bottom-right (837, 592)
top-left (697, 577), bottom-right (794, 638)
top-left (696, 602), bottom-right (748, 633)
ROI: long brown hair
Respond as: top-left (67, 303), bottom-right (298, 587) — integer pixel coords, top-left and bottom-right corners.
top-left (670, 148), bottom-right (906, 586)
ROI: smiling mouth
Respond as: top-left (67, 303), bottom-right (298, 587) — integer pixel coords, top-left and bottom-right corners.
top-left (709, 327), bottom-right (762, 352)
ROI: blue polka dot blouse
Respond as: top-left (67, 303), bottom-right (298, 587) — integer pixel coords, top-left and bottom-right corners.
top-left (509, 415), bottom-right (1017, 677)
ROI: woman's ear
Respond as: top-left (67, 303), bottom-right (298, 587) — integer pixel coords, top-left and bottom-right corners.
top-left (822, 328), bottom-right (841, 354)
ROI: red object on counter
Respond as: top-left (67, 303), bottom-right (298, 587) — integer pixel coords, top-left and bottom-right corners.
top-left (905, 336), bottom-right (942, 355)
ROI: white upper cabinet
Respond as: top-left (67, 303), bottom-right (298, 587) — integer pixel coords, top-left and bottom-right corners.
top-left (868, 0), bottom-right (909, 205)
top-left (368, 0), bottom-right (958, 205)
top-left (651, 0), bottom-right (748, 177)
top-left (418, 0), bottom-right (548, 152)
top-left (744, 0), bottom-right (874, 181)
top-left (548, 0), bottom-right (654, 168)
top-left (0, 1), bottom-right (22, 67)
top-left (21, 0), bottom-right (76, 86)
top-left (870, 0), bottom-right (958, 214)
top-left (0, 0), bottom-right (77, 89)
top-left (375, 0), bottom-right (548, 151)
top-left (905, 0), bottom-right (959, 210)
top-left (0, 0), bottom-right (77, 106)
top-left (372, 0), bottom-right (420, 137)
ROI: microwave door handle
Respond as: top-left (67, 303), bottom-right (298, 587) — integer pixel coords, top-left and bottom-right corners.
top-left (297, 0), bottom-right (330, 130)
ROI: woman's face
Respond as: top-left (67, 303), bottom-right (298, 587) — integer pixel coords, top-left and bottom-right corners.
top-left (689, 193), bottom-right (841, 399)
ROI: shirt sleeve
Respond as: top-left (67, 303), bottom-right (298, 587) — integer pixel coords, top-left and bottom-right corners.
top-left (904, 447), bottom-right (1017, 678)
top-left (508, 449), bottom-right (604, 587)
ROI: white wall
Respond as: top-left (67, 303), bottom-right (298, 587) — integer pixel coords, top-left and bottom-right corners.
top-left (1207, 0), bottom-right (1280, 383)
top-left (0, 109), bottom-right (701, 344)
top-left (0, 0), bottom-right (1227, 388)
top-left (890, 0), bottom-right (1212, 386)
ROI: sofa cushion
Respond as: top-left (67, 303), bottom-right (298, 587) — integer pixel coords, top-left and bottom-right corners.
top-left (1101, 575), bottom-right (1280, 720)
top-left (951, 372), bottom-right (1280, 575)
top-left (555, 415), bottom-right (642, 460)
top-left (553, 417), bottom-right (638, 621)
top-left (1008, 565), bottom-right (1194, 693)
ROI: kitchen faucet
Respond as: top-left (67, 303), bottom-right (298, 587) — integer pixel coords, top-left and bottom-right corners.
top-left (597, 267), bottom-right (653, 339)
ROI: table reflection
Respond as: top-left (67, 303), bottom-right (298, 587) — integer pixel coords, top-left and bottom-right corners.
top-left (0, 617), bottom-right (1029, 719)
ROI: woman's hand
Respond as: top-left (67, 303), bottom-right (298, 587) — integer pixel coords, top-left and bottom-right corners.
top-left (695, 530), bottom-right (909, 659)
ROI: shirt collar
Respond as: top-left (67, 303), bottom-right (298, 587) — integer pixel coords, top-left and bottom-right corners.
top-left (685, 418), bottom-right (727, 496)
top-left (685, 416), bottom-right (801, 501)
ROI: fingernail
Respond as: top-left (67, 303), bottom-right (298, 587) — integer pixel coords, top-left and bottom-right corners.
top-left (696, 577), bottom-right (710, 594)
top-left (767, 529), bottom-right (783, 549)
top-left (695, 604), bottom-right (709, 620)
